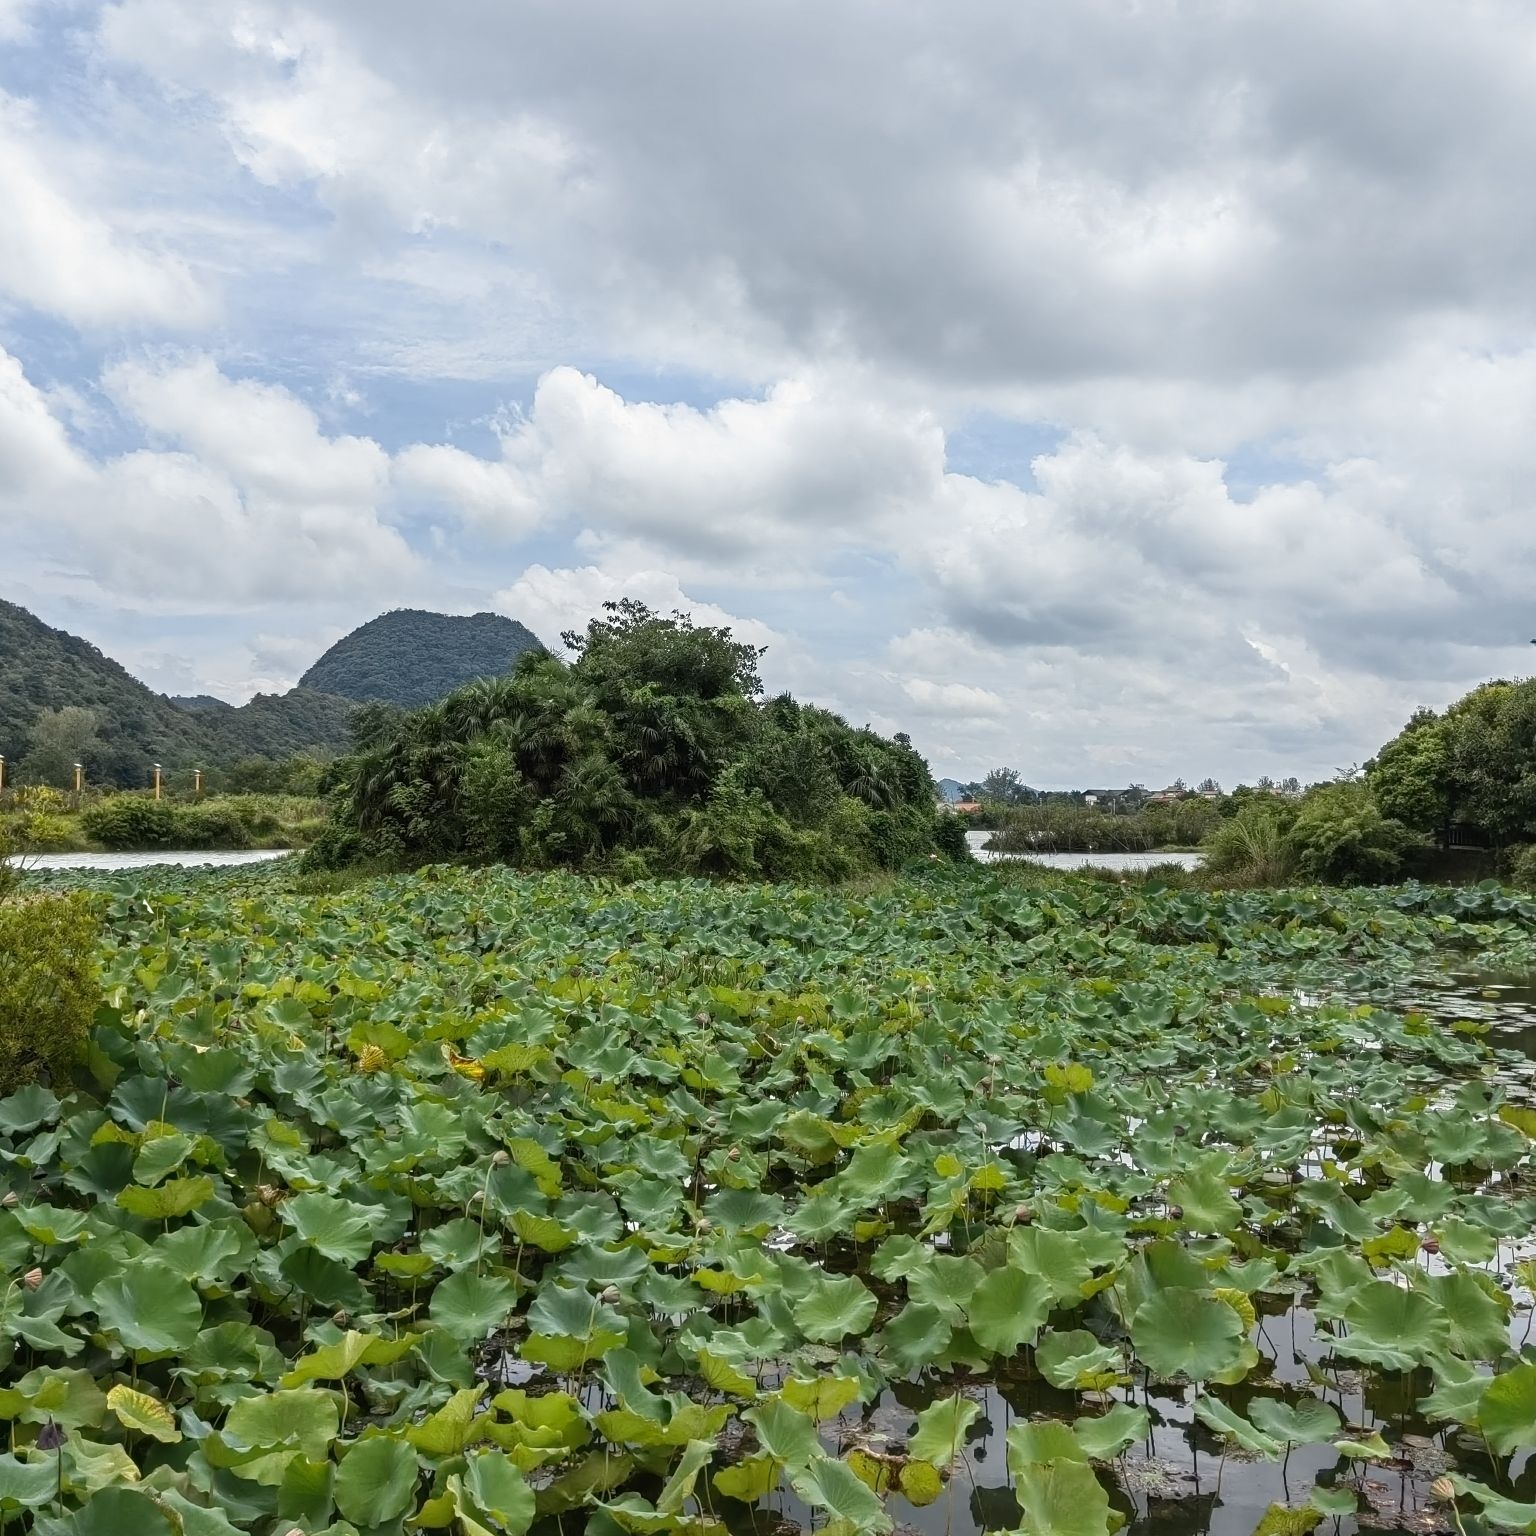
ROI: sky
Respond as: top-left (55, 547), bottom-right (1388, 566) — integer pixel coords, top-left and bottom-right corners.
top-left (2, 0), bottom-right (1535, 788)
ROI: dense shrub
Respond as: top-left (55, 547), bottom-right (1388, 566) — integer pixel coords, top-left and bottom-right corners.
top-left (1288, 782), bottom-right (1425, 885)
top-left (314, 601), bottom-right (948, 880)
top-left (932, 811), bottom-right (974, 863)
top-left (1507, 844), bottom-right (1536, 890)
top-left (1201, 799), bottom-right (1299, 884)
top-left (991, 798), bottom-right (1222, 853)
top-left (81, 795), bottom-right (178, 849)
top-left (177, 802), bottom-right (255, 849)
top-left (0, 893), bottom-right (98, 1090)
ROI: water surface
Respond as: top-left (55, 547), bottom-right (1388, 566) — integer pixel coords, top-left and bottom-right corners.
top-left (966, 832), bottom-right (1203, 871)
top-left (16, 848), bottom-right (293, 871)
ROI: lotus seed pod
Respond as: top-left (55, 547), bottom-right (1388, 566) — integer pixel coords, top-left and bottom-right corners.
top-left (492, 1150), bottom-right (511, 1166)
top-left (600, 1285), bottom-right (621, 1304)
top-left (1167, 1205), bottom-right (1184, 1221)
top-left (1421, 1237), bottom-right (1440, 1255)
top-left (22, 1267), bottom-right (42, 1290)
top-left (1429, 1477), bottom-right (1455, 1502)
top-left (694, 1011), bottom-right (710, 1026)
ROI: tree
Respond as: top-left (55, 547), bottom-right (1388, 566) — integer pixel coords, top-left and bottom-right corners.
top-left (980, 767), bottom-right (1034, 805)
top-left (1196, 777), bottom-right (1222, 795)
top-left (20, 707), bottom-right (100, 788)
top-left (311, 603), bottom-right (955, 880)
top-left (1368, 679), bottom-right (1536, 848)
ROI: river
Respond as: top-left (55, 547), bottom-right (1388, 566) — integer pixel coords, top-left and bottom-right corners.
top-left (965, 830), bottom-right (1203, 870)
top-left (17, 849), bottom-right (293, 872)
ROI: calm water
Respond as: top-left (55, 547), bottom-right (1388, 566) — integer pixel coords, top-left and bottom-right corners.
top-left (966, 831), bottom-right (1204, 871)
top-left (15, 848), bottom-right (292, 871)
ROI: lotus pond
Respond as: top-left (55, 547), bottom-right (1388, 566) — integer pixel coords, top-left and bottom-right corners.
top-left (3, 865), bottom-right (1536, 1536)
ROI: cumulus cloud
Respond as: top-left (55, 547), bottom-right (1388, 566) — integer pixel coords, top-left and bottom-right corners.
top-left (6, 1), bottom-right (1536, 780)
top-left (0, 93), bottom-right (213, 328)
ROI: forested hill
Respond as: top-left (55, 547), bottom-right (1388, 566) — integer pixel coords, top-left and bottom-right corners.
top-left (0, 599), bottom-right (355, 787)
top-left (298, 609), bottom-right (546, 708)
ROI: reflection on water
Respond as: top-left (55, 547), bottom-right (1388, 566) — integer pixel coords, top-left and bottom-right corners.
top-left (965, 832), bottom-right (1204, 872)
top-left (15, 848), bottom-right (292, 872)
top-left (710, 1288), bottom-right (1533, 1536)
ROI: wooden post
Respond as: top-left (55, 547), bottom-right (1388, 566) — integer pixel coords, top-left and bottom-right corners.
top-left (194, 768), bottom-right (203, 798)
top-left (153, 763), bottom-right (162, 801)
top-left (73, 762), bottom-right (83, 802)
top-left (0, 754), bottom-right (5, 796)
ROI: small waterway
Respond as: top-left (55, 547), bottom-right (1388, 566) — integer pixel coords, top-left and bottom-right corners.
top-left (966, 831), bottom-right (1204, 871)
top-left (15, 848), bottom-right (293, 872)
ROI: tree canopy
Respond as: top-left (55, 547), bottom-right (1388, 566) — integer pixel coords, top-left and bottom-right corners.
top-left (1369, 678), bottom-right (1536, 848)
top-left (312, 601), bottom-right (961, 879)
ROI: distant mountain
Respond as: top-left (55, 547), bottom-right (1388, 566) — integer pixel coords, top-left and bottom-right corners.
top-left (169, 694), bottom-right (232, 712)
top-left (0, 600), bottom-right (355, 788)
top-left (299, 609), bottom-right (547, 709)
top-left (936, 778), bottom-right (968, 803)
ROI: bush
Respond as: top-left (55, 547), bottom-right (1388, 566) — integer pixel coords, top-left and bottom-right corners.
top-left (0, 894), bottom-right (98, 1090)
top-left (81, 795), bottom-right (178, 849)
top-left (1287, 782), bottom-right (1425, 885)
top-left (1201, 802), bottom-right (1299, 885)
top-left (1507, 845), bottom-right (1536, 890)
top-left (932, 811), bottom-right (973, 863)
top-left (176, 802), bottom-right (254, 849)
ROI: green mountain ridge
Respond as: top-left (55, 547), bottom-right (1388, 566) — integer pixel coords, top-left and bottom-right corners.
top-left (0, 599), bottom-right (358, 788)
top-left (298, 608), bottom-right (546, 708)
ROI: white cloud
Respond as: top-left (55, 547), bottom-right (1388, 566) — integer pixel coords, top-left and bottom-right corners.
top-left (0, 93), bottom-right (214, 328)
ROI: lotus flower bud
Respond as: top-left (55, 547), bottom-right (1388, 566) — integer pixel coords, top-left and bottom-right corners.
top-left (22, 1268), bottom-right (42, 1290)
top-left (706, 1115), bottom-right (718, 1128)
top-left (1, 1191), bottom-right (17, 1208)
top-left (1429, 1477), bottom-right (1455, 1503)
top-left (332, 1310), bottom-right (349, 1326)
top-left (695, 1217), bottom-right (713, 1233)
top-left (1421, 1237), bottom-right (1440, 1255)
top-left (694, 1012), bottom-right (710, 1026)
top-left (727, 1146), bottom-right (740, 1162)
top-left (468, 1190), bottom-right (485, 1206)
top-left (491, 1150), bottom-right (511, 1166)
top-left (35, 1420), bottom-right (65, 1452)
top-left (599, 1285), bottom-right (621, 1304)
top-left (256, 1183), bottom-right (283, 1207)
top-left (1013, 1205), bottom-right (1033, 1224)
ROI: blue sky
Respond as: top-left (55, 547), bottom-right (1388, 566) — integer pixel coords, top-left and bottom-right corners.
top-left (3, 0), bottom-right (1536, 786)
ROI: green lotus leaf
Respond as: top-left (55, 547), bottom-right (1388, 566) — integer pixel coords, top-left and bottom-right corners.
top-left (406, 1386), bottom-right (489, 1456)
top-left (461, 1448), bottom-right (537, 1532)
top-left (333, 1434), bottom-right (419, 1526)
top-left (276, 1454), bottom-right (335, 1528)
top-left (786, 1453), bottom-right (893, 1534)
top-left (1246, 1395), bottom-right (1341, 1447)
top-left (713, 1452), bottom-right (779, 1503)
top-left (1419, 1269), bottom-right (1512, 1362)
top-left (1480, 1363), bottom-right (1536, 1456)
top-left (1131, 1288), bottom-right (1246, 1381)
top-left (1167, 1155), bottom-right (1242, 1234)
top-left (93, 1262), bottom-right (203, 1357)
top-left (1333, 1430), bottom-right (1391, 1460)
top-left (105, 1383), bottom-right (180, 1442)
top-left (874, 1302), bottom-right (952, 1374)
top-left (281, 1193), bottom-right (379, 1265)
top-left (742, 1398), bottom-right (821, 1468)
top-left (908, 1395), bottom-right (980, 1465)
top-left (794, 1272), bottom-right (877, 1344)
top-left (1036, 1328), bottom-right (1126, 1391)
top-left (780, 1372), bottom-right (861, 1421)
top-left (1308, 1486), bottom-right (1358, 1517)
top-left (0, 1451), bottom-right (55, 1509)
top-left (1007, 1226), bottom-right (1095, 1303)
top-left (1013, 1453), bottom-right (1115, 1536)
top-left (1332, 1282), bottom-right (1450, 1372)
top-left (1191, 1395), bottom-right (1281, 1457)
top-left (1006, 1419), bottom-right (1088, 1474)
top-left (52, 1487), bottom-right (179, 1535)
top-left (1450, 1474), bottom-right (1536, 1531)
top-left (225, 1388), bottom-right (340, 1459)
top-left (967, 1267), bottom-right (1051, 1357)
top-left (429, 1270), bottom-right (519, 1341)
top-left (1072, 1402), bottom-right (1148, 1461)
top-left (281, 1329), bottom-right (414, 1386)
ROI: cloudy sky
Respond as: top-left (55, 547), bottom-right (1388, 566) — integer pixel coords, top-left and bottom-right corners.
top-left (3, 0), bottom-right (1534, 786)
